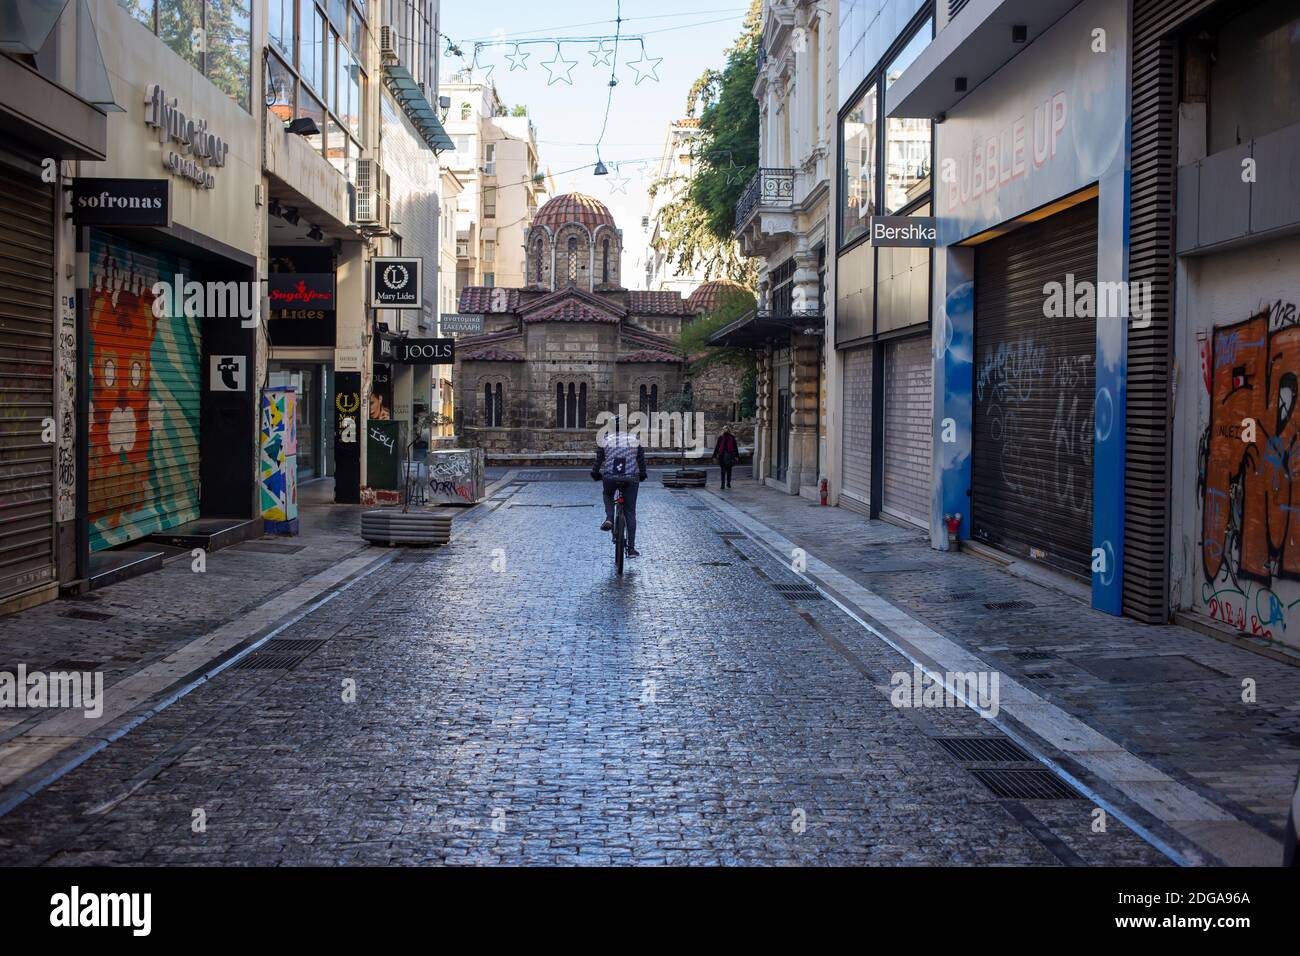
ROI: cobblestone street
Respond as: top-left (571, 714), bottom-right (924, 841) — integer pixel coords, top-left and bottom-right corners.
top-left (0, 473), bottom-right (1185, 866)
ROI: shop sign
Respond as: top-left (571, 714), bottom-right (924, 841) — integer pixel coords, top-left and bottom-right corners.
top-left (440, 313), bottom-right (484, 334)
top-left (370, 257), bottom-right (422, 308)
top-left (395, 339), bottom-right (454, 364)
top-left (71, 178), bottom-right (171, 227)
top-left (269, 274), bottom-right (335, 312)
top-left (144, 84), bottom-right (230, 189)
top-left (869, 216), bottom-right (937, 247)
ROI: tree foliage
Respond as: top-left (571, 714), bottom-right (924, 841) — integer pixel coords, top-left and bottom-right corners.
top-left (647, 0), bottom-right (761, 284)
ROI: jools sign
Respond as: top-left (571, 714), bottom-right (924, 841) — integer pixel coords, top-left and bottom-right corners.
top-left (395, 338), bottom-right (454, 364)
top-left (370, 257), bottom-right (422, 308)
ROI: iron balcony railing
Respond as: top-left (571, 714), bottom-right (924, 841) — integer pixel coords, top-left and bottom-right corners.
top-left (735, 167), bottom-right (795, 230)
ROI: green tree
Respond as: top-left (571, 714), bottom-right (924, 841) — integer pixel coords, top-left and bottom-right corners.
top-left (647, 0), bottom-right (761, 283)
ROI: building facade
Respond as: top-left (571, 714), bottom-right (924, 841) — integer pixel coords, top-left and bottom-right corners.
top-left (638, 118), bottom-right (706, 295)
top-left (720, 0), bottom-right (836, 500)
top-left (442, 76), bottom-right (546, 295)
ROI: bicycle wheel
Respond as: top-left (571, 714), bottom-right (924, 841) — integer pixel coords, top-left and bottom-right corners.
top-left (614, 507), bottom-right (625, 576)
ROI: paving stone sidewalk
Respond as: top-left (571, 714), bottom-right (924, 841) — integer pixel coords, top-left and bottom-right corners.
top-left (704, 475), bottom-right (1300, 861)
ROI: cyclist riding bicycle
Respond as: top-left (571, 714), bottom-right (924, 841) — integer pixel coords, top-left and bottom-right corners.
top-left (591, 424), bottom-right (647, 558)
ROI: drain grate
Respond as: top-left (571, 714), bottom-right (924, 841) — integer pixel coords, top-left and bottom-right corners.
top-left (935, 737), bottom-right (1033, 763)
top-left (231, 652), bottom-right (314, 671)
top-left (984, 600), bottom-right (1036, 610)
top-left (508, 503), bottom-right (550, 508)
top-left (700, 561), bottom-right (732, 567)
top-left (771, 583), bottom-right (823, 601)
top-left (971, 768), bottom-right (1082, 800)
top-left (59, 608), bottom-right (114, 622)
top-left (236, 541), bottom-right (306, 555)
top-left (686, 505), bottom-right (708, 511)
top-left (930, 592), bottom-right (980, 603)
top-left (1015, 650), bottom-right (1055, 661)
top-left (262, 639), bottom-right (327, 654)
top-left (715, 530), bottom-right (746, 540)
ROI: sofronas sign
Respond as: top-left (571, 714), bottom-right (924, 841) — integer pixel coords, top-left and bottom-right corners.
top-left (71, 179), bottom-right (171, 227)
top-left (370, 257), bottom-right (422, 308)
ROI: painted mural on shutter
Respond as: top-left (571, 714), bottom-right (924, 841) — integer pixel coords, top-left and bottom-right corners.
top-left (87, 234), bottom-right (202, 550)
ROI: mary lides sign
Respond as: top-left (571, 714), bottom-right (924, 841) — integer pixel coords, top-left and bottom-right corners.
top-left (71, 178), bottom-right (170, 227)
top-left (395, 338), bottom-right (454, 364)
top-left (370, 257), bottom-right (422, 308)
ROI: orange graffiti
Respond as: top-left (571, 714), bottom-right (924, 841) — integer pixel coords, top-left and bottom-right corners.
top-left (1201, 311), bottom-right (1300, 581)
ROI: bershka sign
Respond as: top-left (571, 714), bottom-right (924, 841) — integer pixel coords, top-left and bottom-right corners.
top-left (370, 257), bottom-right (422, 308)
top-left (144, 84), bottom-right (230, 189)
top-left (269, 274), bottom-right (336, 311)
top-left (870, 216), bottom-right (938, 247)
top-left (71, 178), bottom-right (170, 227)
top-left (395, 338), bottom-right (454, 364)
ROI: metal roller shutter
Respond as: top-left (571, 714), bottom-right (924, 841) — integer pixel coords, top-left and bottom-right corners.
top-left (840, 344), bottom-right (873, 513)
top-left (87, 233), bottom-right (202, 550)
top-left (0, 160), bottom-right (57, 602)
top-left (882, 334), bottom-right (932, 527)
top-left (972, 199), bottom-right (1097, 578)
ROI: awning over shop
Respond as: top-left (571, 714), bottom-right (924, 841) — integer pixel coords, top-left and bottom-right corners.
top-left (382, 62), bottom-right (455, 154)
top-left (707, 309), bottom-right (825, 348)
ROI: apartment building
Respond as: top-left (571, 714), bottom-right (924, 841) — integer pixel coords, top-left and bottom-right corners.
top-left (442, 75), bottom-right (546, 294)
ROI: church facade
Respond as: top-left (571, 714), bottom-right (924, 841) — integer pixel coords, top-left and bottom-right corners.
top-left (453, 193), bottom-right (751, 454)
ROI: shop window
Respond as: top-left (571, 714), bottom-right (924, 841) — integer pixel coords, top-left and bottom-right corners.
top-left (268, 0), bottom-right (295, 60)
top-left (300, 1), bottom-right (326, 95)
top-left (1207, 0), bottom-right (1300, 152)
top-left (266, 53), bottom-right (296, 124)
top-left (158, 0), bottom-right (202, 70)
top-left (840, 83), bottom-right (877, 246)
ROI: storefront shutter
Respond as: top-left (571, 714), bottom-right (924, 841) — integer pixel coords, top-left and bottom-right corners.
top-left (840, 344), bottom-right (873, 514)
top-left (87, 233), bottom-right (202, 550)
top-left (0, 159), bottom-right (57, 601)
top-left (882, 334), bottom-right (932, 528)
top-left (972, 199), bottom-right (1098, 578)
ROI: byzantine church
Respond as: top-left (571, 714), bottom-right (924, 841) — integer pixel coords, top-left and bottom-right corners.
top-left (454, 192), bottom-right (751, 453)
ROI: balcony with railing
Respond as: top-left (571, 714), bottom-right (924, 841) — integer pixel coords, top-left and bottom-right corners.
top-left (734, 167), bottom-right (796, 257)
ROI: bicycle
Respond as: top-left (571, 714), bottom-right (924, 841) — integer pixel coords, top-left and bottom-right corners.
top-left (612, 485), bottom-right (627, 576)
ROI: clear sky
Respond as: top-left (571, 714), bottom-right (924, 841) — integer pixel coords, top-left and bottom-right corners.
top-left (439, 0), bottom-right (750, 288)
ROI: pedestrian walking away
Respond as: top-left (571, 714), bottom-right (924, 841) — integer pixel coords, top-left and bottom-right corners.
top-left (714, 424), bottom-right (739, 489)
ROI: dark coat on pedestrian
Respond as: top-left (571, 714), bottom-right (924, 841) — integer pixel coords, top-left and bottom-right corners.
top-left (713, 431), bottom-right (739, 465)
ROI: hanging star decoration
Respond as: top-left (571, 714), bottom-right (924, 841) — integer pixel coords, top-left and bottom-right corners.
top-left (505, 45), bottom-right (530, 71)
top-left (540, 44), bottom-right (578, 85)
top-left (589, 41), bottom-right (615, 68)
top-left (608, 165), bottom-right (631, 194)
top-left (471, 46), bottom-right (495, 83)
top-left (626, 48), bottom-right (662, 84)
top-left (723, 157), bottom-right (747, 186)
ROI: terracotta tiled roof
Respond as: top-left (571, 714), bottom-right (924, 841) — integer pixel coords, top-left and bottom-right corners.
top-left (676, 118), bottom-right (700, 129)
top-left (532, 193), bottom-right (617, 232)
top-left (458, 286), bottom-right (521, 313)
top-left (523, 299), bottom-right (621, 324)
top-left (619, 349), bottom-right (682, 363)
top-left (685, 279), bottom-right (753, 315)
top-left (627, 290), bottom-right (690, 315)
top-left (459, 346), bottom-right (525, 362)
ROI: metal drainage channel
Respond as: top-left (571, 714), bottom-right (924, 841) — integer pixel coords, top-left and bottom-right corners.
top-left (933, 737), bottom-right (1084, 801)
top-left (229, 638), bottom-right (328, 671)
top-left (984, 600), bottom-right (1036, 610)
top-left (770, 582), bottom-right (823, 601)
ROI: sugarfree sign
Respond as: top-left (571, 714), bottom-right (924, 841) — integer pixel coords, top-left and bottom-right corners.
top-left (144, 84), bottom-right (230, 189)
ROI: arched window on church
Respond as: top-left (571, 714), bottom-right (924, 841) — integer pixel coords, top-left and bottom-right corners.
top-left (601, 238), bottom-right (610, 284)
top-left (531, 241), bottom-right (544, 285)
top-left (639, 384), bottom-right (648, 415)
top-left (555, 381), bottom-right (588, 429)
top-left (567, 237), bottom-right (578, 284)
top-left (483, 382), bottom-right (504, 426)
top-left (650, 383), bottom-right (659, 413)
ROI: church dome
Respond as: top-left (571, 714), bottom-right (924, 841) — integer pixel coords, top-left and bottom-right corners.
top-left (532, 193), bottom-right (617, 233)
top-left (686, 278), bottom-right (753, 315)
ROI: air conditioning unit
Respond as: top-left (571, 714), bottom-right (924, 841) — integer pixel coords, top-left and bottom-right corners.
top-left (379, 25), bottom-right (397, 60)
top-left (354, 158), bottom-right (385, 225)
